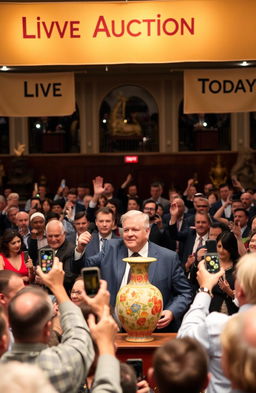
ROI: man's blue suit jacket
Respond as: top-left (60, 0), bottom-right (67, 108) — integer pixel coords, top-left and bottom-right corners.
top-left (85, 231), bottom-right (119, 258)
top-left (79, 239), bottom-right (192, 322)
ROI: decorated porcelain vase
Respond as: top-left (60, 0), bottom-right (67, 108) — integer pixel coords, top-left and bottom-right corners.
top-left (116, 256), bottom-right (163, 342)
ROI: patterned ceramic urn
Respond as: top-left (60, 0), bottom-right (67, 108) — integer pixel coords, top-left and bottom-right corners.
top-left (116, 257), bottom-right (163, 342)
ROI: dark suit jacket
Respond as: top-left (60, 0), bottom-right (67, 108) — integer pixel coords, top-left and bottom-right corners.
top-left (169, 223), bottom-right (197, 264)
top-left (32, 239), bottom-right (76, 294)
top-left (242, 225), bottom-right (251, 239)
top-left (85, 231), bottom-right (119, 258)
top-left (0, 214), bottom-right (17, 236)
top-left (55, 239), bottom-right (77, 293)
top-left (73, 239), bottom-right (192, 328)
top-left (72, 231), bottom-right (119, 274)
top-left (149, 223), bottom-right (176, 250)
top-left (209, 200), bottom-right (232, 219)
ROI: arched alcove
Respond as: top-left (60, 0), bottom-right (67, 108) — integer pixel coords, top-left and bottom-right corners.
top-left (28, 107), bottom-right (80, 154)
top-left (178, 101), bottom-right (231, 151)
top-left (99, 85), bottom-right (159, 152)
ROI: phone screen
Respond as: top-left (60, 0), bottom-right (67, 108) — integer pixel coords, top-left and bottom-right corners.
top-left (24, 251), bottom-right (29, 262)
top-left (82, 268), bottom-right (100, 297)
top-left (126, 359), bottom-right (143, 381)
top-left (39, 249), bottom-right (54, 273)
top-left (205, 240), bottom-right (220, 273)
top-left (205, 253), bottom-right (220, 273)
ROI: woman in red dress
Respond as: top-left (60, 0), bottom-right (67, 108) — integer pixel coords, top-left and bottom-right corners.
top-left (0, 229), bottom-right (34, 284)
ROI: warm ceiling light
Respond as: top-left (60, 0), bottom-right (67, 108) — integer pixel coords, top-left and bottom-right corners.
top-left (0, 66), bottom-right (9, 71)
top-left (240, 61), bottom-right (249, 66)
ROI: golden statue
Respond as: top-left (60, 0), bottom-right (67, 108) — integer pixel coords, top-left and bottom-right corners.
top-left (13, 143), bottom-right (26, 156)
top-left (209, 155), bottom-right (228, 188)
top-left (108, 96), bottom-right (142, 136)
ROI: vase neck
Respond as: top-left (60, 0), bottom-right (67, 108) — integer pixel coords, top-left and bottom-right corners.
top-left (128, 262), bottom-right (150, 284)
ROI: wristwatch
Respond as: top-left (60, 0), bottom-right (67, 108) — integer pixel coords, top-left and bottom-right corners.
top-left (198, 287), bottom-right (213, 297)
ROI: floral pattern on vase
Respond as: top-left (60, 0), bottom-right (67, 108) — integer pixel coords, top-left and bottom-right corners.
top-left (116, 257), bottom-right (163, 342)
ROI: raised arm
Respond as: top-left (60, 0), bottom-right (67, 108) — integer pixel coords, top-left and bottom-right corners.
top-left (213, 200), bottom-right (230, 225)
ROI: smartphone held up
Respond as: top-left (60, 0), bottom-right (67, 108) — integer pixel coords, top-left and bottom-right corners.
top-left (205, 240), bottom-right (220, 274)
top-left (82, 267), bottom-right (101, 297)
top-left (126, 358), bottom-right (144, 381)
top-left (39, 248), bottom-right (55, 273)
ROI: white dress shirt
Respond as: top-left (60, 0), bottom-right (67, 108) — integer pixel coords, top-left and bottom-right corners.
top-left (178, 292), bottom-right (252, 393)
top-left (192, 233), bottom-right (208, 254)
top-left (119, 242), bottom-right (149, 290)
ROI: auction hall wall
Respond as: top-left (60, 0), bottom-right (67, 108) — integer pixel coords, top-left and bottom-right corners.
top-left (0, 152), bottom-right (239, 199)
top-left (0, 71), bottom-right (251, 198)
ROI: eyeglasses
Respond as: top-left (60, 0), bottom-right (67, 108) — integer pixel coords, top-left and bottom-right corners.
top-left (197, 205), bottom-right (208, 208)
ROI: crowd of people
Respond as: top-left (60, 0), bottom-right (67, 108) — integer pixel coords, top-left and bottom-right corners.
top-left (0, 173), bottom-right (256, 393)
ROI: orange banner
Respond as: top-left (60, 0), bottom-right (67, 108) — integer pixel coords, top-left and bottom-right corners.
top-left (0, 73), bottom-right (75, 116)
top-left (0, 0), bottom-right (255, 65)
top-left (184, 68), bottom-right (256, 113)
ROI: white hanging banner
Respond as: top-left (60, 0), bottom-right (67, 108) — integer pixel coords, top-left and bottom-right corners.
top-left (184, 68), bottom-right (256, 113)
top-left (0, 73), bottom-right (75, 116)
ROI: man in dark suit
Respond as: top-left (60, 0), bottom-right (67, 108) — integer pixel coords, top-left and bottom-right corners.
top-left (43, 219), bottom-right (76, 293)
top-left (67, 211), bottom-right (90, 246)
top-left (233, 207), bottom-right (251, 239)
top-left (169, 202), bottom-right (210, 265)
top-left (143, 200), bottom-right (175, 250)
top-left (84, 207), bottom-right (119, 257)
top-left (64, 190), bottom-right (85, 222)
top-left (73, 210), bottom-right (192, 332)
top-left (240, 191), bottom-right (256, 219)
top-left (73, 207), bottom-right (119, 271)
top-left (209, 183), bottom-right (232, 219)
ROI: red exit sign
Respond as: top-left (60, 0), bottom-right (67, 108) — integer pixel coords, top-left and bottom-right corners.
top-left (124, 155), bottom-right (139, 164)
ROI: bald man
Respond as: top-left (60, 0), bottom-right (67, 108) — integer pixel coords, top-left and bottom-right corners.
top-left (15, 211), bottom-right (30, 249)
top-left (45, 219), bottom-right (76, 293)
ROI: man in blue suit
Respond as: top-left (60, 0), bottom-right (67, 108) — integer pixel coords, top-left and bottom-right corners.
top-left (73, 210), bottom-right (192, 332)
top-left (84, 207), bottom-right (119, 257)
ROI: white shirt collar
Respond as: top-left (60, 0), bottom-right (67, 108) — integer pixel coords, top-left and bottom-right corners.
top-left (98, 233), bottom-right (112, 241)
top-left (128, 242), bottom-right (149, 258)
top-left (196, 233), bottom-right (209, 241)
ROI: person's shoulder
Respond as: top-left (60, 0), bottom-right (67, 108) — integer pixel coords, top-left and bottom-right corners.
top-left (62, 239), bottom-right (76, 254)
top-left (210, 200), bottom-right (222, 210)
top-left (159, 196), bottom-right (169, 205)
top-left (206, 311), bottom-right (229, 331)
top-left (149, 242), bottom-right (178, 258)
top-left (108, 238), bottom-right (124, 246)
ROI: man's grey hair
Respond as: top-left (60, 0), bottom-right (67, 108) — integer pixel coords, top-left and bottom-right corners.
top-left (121, 210), bottom-right (149, 229)
top-left (7, 193), bottom-right (19, 201)
top-left (0, 362), bottom-right (58, 393)
top-left (46, 219), bottom-right (65, 235)
top-left (173, 197), bottom-right (185, 206)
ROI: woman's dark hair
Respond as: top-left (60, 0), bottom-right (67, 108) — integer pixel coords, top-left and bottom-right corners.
top-left (106, 198), bottom-right (121, 213)
top-left (42, 198), bottom-right (53, 210)
top-left (0, 229), bottom-right (23, 257)
top-left (127, 197), bottom-right (141, 209)
top-left (216, 231), bottom-right (239, 263)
